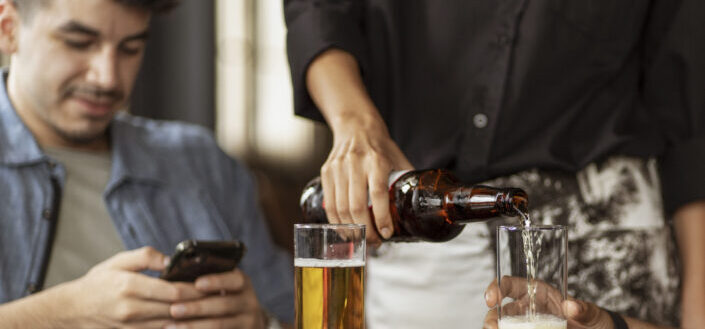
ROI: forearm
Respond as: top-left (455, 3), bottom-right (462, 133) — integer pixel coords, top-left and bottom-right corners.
top-left (674, 201), bottom-right (705, 328)
top-left (624, 316), bottom-right (676, 329)
top-left (305, 48), bottom-right (386, 134)
top-left (304, 47), bottom-right (412, 239)
top-left (0, 285), bottom-right (72, 329)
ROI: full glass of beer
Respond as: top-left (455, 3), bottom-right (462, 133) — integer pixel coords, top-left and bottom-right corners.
top-left (496, 225), bottom-right (568, 329)
top-left (294, 224), bottom-right (366, 329)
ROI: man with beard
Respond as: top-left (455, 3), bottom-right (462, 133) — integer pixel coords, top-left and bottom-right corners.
top-left (0, 0), bottom-right (293, 328)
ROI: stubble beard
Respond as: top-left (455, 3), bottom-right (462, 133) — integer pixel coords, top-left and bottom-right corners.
top-left (47, 117), bottom-right (111, 146)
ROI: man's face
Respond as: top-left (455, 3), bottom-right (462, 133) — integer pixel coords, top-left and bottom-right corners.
top-left (9, 0), bottom-right (150, 146)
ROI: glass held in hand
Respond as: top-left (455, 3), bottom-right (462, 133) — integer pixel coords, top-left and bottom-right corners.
top-left (496, 224), bottom-right (568, 329)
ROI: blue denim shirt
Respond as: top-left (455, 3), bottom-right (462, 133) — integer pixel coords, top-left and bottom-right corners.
top-left (0, 75), bottom-right (294, 322)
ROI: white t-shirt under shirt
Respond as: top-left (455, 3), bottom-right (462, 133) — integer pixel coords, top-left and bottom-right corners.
top-left (42, 147), bottom-right (125, 288)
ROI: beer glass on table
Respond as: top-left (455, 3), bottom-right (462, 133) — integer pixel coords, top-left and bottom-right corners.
top-left (496, 225), bottom-right (568, 329)
top-left (294, 224), bottom-right (366, 329)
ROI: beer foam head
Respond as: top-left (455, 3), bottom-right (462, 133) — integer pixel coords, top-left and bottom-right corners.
top-left (498, 314), bottom-right (566, 329)
top-left (295, 258), bottom-right (365, 268)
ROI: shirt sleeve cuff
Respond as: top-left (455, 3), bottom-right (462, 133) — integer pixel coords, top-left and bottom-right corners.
top-left (285, 2), bottom-right (368, 123)
top-left (659, 137), bottom-right (705, 217)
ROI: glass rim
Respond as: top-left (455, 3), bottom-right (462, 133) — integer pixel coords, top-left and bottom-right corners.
top-left (294, 223), bottom-right (366, 230)
top-left (498, 224), bottom-right (566, 231)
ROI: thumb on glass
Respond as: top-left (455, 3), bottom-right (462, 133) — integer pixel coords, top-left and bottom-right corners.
top-left (562, 298), bottom-right (609, 328)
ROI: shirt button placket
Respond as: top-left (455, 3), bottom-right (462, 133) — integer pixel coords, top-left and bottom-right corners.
top-left (458, 0), bottom-right (525, 180)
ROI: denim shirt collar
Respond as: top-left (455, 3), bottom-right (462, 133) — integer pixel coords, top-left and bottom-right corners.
top-left (107, 114), bottom-right (163, 189)
top-left (0, 71), bottom-right (46, 166)
top-left (0, 69), bottom-right (163, 188)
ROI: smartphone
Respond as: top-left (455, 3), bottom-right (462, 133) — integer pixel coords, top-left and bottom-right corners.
top-left (160, 240), bottom-right (246, 282)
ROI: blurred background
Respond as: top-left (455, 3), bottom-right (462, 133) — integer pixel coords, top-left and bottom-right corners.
top-left (129, 0), bottom-right (332, 253)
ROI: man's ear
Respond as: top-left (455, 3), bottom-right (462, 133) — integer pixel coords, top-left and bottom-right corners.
top-left (0, 0), bottom-right (19, 54)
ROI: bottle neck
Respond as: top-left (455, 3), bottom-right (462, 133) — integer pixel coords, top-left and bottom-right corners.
top-left (444, 186), bottom-right (528, 223)
top-left (498, 188), bottom-right (529, 216)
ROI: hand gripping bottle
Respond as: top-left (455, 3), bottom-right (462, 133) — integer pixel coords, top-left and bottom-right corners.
top-left (300, 169), bottom-right (528, 242)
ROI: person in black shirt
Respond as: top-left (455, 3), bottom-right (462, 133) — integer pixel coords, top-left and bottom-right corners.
top-left (284, 0), bottom-right (705, 328)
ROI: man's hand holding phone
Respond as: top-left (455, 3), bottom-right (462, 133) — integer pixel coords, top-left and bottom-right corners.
top-left (160, 240), bottom-right (267, 328)
top-left (44, 247), bottom-right (205, 328)
top-left (167, 269), bottom-right (267, 328)
top-left (0, 243), bottom-right (273, 329)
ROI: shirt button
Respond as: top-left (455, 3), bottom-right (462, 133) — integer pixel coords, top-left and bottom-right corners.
top-left (128, 225), bottom-right (138, 238)
top-left (473, 113), bottom-right (488, 128)
top-left (41, 209), bottom-right (51, 220)
top-left (26, 283), bottom-right (39, 294)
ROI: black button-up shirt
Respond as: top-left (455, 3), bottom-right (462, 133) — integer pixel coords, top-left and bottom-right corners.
top-left (284, 0), bottom-right (705, 216)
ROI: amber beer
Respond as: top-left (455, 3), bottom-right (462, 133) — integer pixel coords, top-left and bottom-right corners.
top-left (295, 258), bottom-right (365, 329)
top-left (294, 224), bottom-right (366, 329)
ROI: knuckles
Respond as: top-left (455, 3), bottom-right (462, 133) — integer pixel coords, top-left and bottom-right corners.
top-left (116, 273), bottom-right (136, 297)
top-left (336, 203), bottom-right (350, 216)
top-left (187, 302), bottom-right (201, 315)
top-left (241, 314), bottom-right (259, 329)
top-left (228, 271), bottom-right (246, 290)
top-left (167, 285), bottom-right (187, 301)
top-left (113, 301), bottom-right (141, 322)
top-left (138, 245), bottom-right (158, 255)
top-left (324, 206), bottom-right (339, 217)
top-left (137, 246), bottom-right (159, 262)
top-left (368, 185), bottom-right (387, 198)
top-left (240, 272), bottom-right (252, 289)
top-left (349, 204), bottom-right (368, 217)
top-left (326, 157), bottom-right (345, 170)
top-left (343, 149), bottom-right (364, 161)
top-left (364, 152), bottom-right (388, 166)
top-left (320, 163), bottom-right (333, 176)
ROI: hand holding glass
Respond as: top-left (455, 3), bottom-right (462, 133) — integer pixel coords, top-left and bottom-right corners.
top-left (495, 225), bottom-right (568, 329)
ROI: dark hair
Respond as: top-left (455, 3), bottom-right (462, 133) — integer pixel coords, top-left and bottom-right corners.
top-left (112, 0), bottom-right (180, 13)
top-left (15, 0), bottom-right (179, 17)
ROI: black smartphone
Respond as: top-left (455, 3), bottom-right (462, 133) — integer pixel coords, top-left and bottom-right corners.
top-left (160, 240), bottom-right (247, 282)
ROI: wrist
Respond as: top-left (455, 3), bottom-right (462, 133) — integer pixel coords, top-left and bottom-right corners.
top-left (0, 284), bottom-right (73, 329)
top-left (327, 107), bottom-right (388, 139)
top-left (38, 280), bottom-right (86, 328)
top-left (40, 284), bottom-right (75, 328)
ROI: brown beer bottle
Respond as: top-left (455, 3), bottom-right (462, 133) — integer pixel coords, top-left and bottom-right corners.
top-left (300, 169), bottom-right (528, 242)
